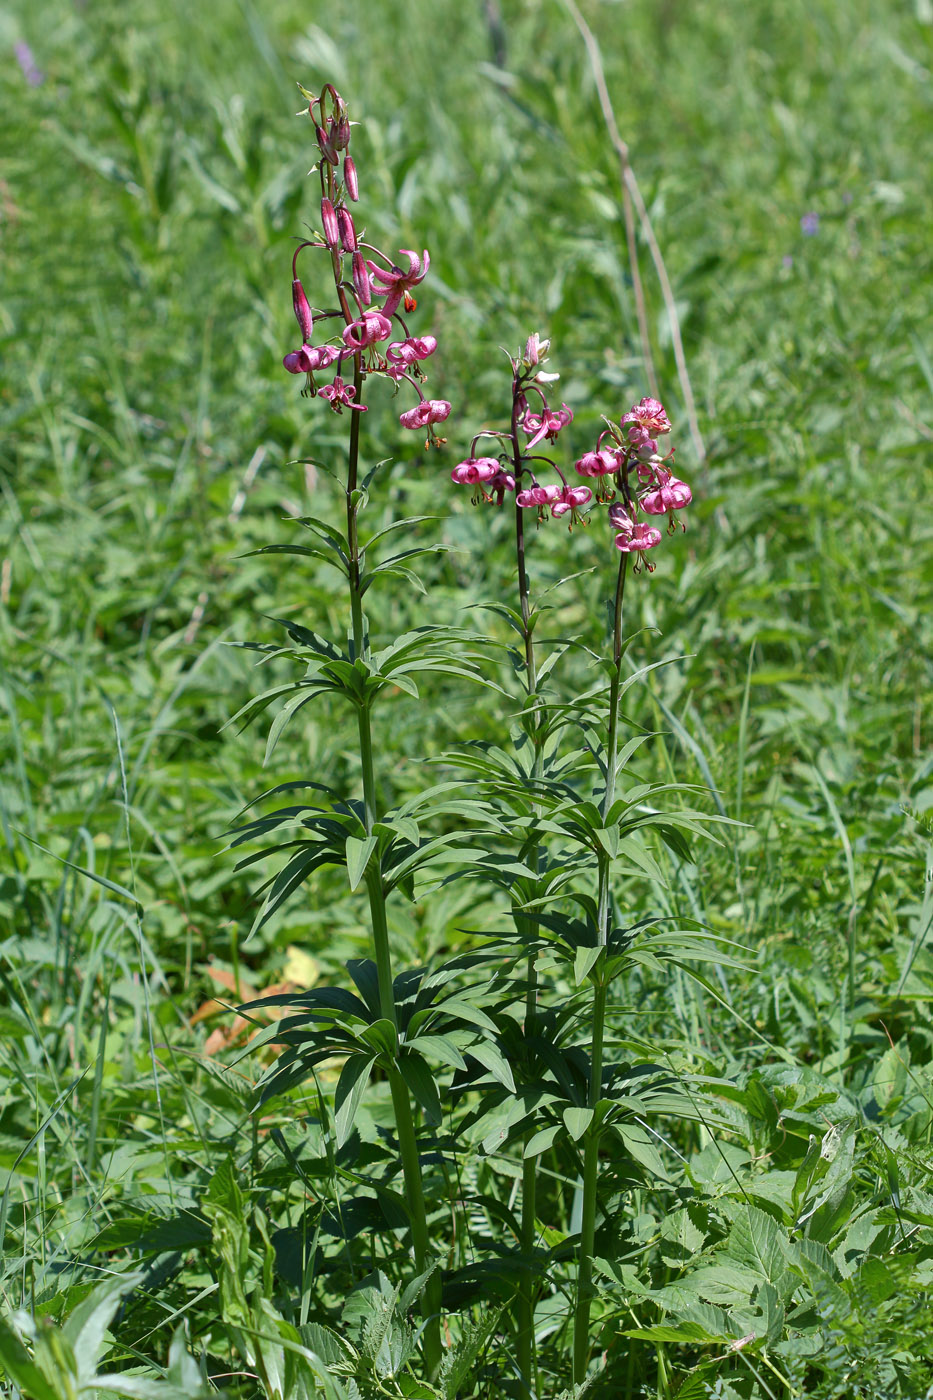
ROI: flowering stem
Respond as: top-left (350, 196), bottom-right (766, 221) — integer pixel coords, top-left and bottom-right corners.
top-left (573, 550), bottom-right (627, 1385)
top-left (343, 352), bottom-right (442, 1377)
top-left (510, 376), bottom-right (542, 1397)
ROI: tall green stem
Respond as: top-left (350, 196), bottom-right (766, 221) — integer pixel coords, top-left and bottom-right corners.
top-left (573, 552), bottom-right (627, 1385)
top-left (343, 352), bottom-right (442, 1376)
top-left (511, 383), bottom-right (542, 1397)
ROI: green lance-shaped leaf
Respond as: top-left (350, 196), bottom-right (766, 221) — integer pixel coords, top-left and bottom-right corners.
top-left (335, 1054), bottom-right (376, 1147)
top-left (0, 1316), bottom-right (62, 1400)
top-left (345, 833), bottom-right (377, 891)
top-left (398, 1051), bottom-right (443, 1125)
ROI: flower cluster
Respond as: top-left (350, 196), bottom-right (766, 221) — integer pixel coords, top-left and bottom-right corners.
top-left (282, 85), bottom-right (450, 444)
top-left (449, 336), bottom-right (691, 570)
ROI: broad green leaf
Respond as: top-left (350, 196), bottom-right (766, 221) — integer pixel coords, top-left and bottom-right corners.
top-left (0, 1318), bottom-right (61, 1400)
top-left (346, 834), bottom-right (376, 891)
top-left (398, 1055), bottom-right (443, 1126)
top-left (523, 1124), bottom-right (563, 1158)
top-left (563, 1107), bottom-right (594, 1141)
top-left (335, 1055), bottom-right (375, 1147)
top-left (573, 945), bottom-right (603, 984)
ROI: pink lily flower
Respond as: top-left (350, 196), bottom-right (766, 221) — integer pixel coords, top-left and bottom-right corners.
top-left (622, 396), bottom-right (671, 437)
top-left (367, 249), bottom-right (430, 316)
top-left (283, 343), bottom-right (340, 374)
top-left (575, 448), bottom-right (622, 478)
top-left (521, 403), bottom-right (573, 450)
top-left (399, 398), bottom-right (451, 430)
top-left (641, 477), bottom-right (692, 515)
top-left (342, 311), bottom-right (393, 350)
top-left (318, 376), bottom-right (366, 413)
top-left (614, 521), bottom-right (662, 553)
top-left (386, 336), bottom-right (438, 366)
top-left (516, 483), bottom-right (562, 508)
top-left (551, 484), bottom-right (593, 518)
top-left (451, 457), bottom-right (500, 484)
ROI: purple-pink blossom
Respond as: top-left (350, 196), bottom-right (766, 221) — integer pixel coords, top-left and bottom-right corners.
top-left (641, 477), bottom-right (692, 514)
top-left (451, 457), bottom-right (500, 484)
top-left (344, 156), bottom-right (359, 201)
top-left (399, 398), bottom-right (451, 430)
top-left (342, 310), bottom-right (392, 350)
top-left (575, 448), bottom-right (622, 478)
top-left (368, 250), bottom-right (430, 316)
top-left (351, 252), bottom-right (372, 306)
top-left (614, 521), bottom-right (662, 553)
top-left (386, 336), bottom-right (438, 366)
top-left (283, 343), bottom-right (340, 374)
top-left (319, 376), bottom-right (366, 412)
top-left (516, 483), bottom-right (562, 508)
top-left (622, 397), bottom-right (671, 437)
top-left (522, 403), bottom-right (573, 450)
top-left (14, 41), bottom-right (44, 87)
top-left (551, 485), bottom-right (592, 518)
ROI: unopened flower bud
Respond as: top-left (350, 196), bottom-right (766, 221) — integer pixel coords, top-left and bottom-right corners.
top-left (316, 124), bottom-right (339, 165)
top-left (352, 251), bottom-right (372, 306)
top-left (333, 116), bottom-right (351, 150)
top-left (523, 332), bottom-right (550, 367)
top-left (292, 278), bottom-right (314, 342)
top-left (337, 207), bottom-right (357, 253)
top-left (344, 156), bottom-right (359, 201)
top-left (321, 197), bottom-right (339, 247)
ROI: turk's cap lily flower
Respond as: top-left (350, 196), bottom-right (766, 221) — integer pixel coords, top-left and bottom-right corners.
top-left (622, 396), bottom-right (671, 437)
top-left (283, 343), bottom-right (340, 374)
top-left (292, 278), bottom-right (314, 342)
top-left (641, 477), bottom-right (692, 514)
top-left (516, 483), bottom-right (562, 508)
top-left (451, 457), bottom-right (500, 484)
top-left (615, 521), bottom-right (662, 552)
top-left (318, 376), bottom-right (366, 412)
top-left (399, 398), bottom-right (451, 430)
top-left (575, 448), bottom-right (622, 478)
top-left (551, 484), bottom-right (593, 517)
top-left (343, 311), bottom-right (393, 350)
top-left (522, 403), bottom-right (573, 450)
top-left (386, 336), bottom-right (438, 366)
top-left (368, 249), bottom-right (430, 316)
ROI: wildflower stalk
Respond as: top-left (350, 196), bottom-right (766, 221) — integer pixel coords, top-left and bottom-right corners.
top-left (572, 551), bottom-right (627, 1385)
top-left (510, 369), bottom-right (543, 1399)
top-left (341, 354), bottom-right (443, 1378)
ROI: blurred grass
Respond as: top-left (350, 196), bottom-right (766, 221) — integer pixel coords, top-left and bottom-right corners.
top-left (1, 0), bottom-right (931, 1389)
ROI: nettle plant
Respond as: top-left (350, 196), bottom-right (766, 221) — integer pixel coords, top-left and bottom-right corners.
top-left (229, 85), bottom-right (732, 1397)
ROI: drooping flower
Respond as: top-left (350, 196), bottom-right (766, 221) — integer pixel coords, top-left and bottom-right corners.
top-left (283, 343), bottom-right (340, 374)
top-left (522, 403), bottom-right (573, 450)
top-left (399, 398), bottom-right (451, 430)
top-left (641, 477), bottom-right (692, 514)
top-left (342, 310), bottom-right (393, 351)
top-left (386, 336), bottom-right (438, 366)
top-left (614, 521), bottom-right (662, 553)
top-left (318, 376), bottom-right (366, 412)
top-left (550, 484), bottom-right (593, 518)
top-left (575, 448), bottom-right (622, 478)
top-left (451, 457), bottom-right (500, 484)
top-left (622, 396), bottom-right (671, 437)
top-left (516, 483), bottom-right (562, 508)
top-left (367, 249), bottom-right (430, 316)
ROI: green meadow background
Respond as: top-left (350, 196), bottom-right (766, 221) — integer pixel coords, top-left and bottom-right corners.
top-left (1, 0), bottom-right (931, 1394)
